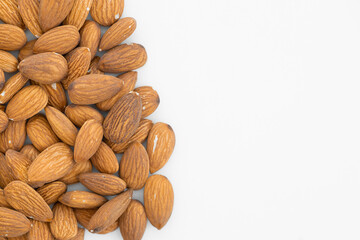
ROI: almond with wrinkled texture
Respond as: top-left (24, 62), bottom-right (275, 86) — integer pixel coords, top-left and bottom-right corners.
top-left (88, 56), bottom-right (103, 74)
top-left (36, 181), bottom-right (67, 205)
top-left (91, 0), bottom-right (124, 26)
top-left (0, 207), bottom-right (31, 238)
top-left (0, 69), bottom-right (4, 90)
top-left (18, 40), bottom-right (36, 61)
top-left (5, 150), bottom-right (31, 183)
top-left (0, 73), bottom-right (28, 104)
top-left (69, 227), bottom-right (85, 240)
top-left (59, 191), bottom-right (107, 209)
top-left (0, 0), bottom-right (25, 28)
top-left (0, 50), bottom-right (18, 73)
top-left (50, 203), bottom-right (77, 240)
top-left (64, 0), bottom-right (93, 30)
top-left (0, 189), bottom-right (11, 208)
top-left (134, 86), bottom-right (160, 118)
top-left (60, 160), bottom-right (92, 185)
top-left (65, 104), bottom-right (103, 127)
top-left (90, 142), bottom-right (119, 174)
top-left (0, 24), bottom-right (26, 51)
top-left (28, 219), bottom-right (54, 240)
top-left (74, 208), bottom-right (118, 234)
top-left (119, 200), bottom-right (147, 240)
top-left (0, 110), bottom-right (8, 133)
top-left (39, 0), bottom-right (75, 32)
top-left (80, 20), bottom-right (100, 59)
top-left (39, 82), bottom-right (67, 112)
top-left (0, 120), bottom-right (26, 154)
top-left (79, 173), bottom-right (126, 196)
top-left (0, 153), bottom-right (15, 188)
top-left (18, 0), bottom-right (42, 37)
top-left (20, 145), bottom-right (39, 161)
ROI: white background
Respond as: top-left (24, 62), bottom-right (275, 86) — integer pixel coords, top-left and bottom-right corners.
top-left (19, 0), bottom-right (360, 239)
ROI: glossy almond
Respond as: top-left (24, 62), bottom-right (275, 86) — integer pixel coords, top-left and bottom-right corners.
top-left (39, 0), bottom-right (75, 32)
top-left (0, 207), bottom-right (31, 238)
top-left (36, 181), bottom-right (67, 205)
top-left (91, 0), bottom-right (124, 26)
top-left (5, 150), bottom-right (32, 183)
top-left (99, 44), bottom-right (147, 73)
top-left (0, 110), bottom-right (8, 133)
top-left (20, 145), bottom-right (39, 161)
top-left (0, 189), bottom-right (11, 208)
top-left (134, 86), bottom-right (160, 118)
top-left (79, 173), bottom-right (126, 196)
top-left (0, 0), bottom-right (25, 28)
top-left (0, 24), bottom-right (26, 51)
top-left (80, 20), bottom-right (100, 59)
top-left (39, 82), bottom-right (68, 112)
top-left (74, 208), bottom-right (118, 234)
top-left (103, 92), bottom-right (142, 143)
top-left (18, 0), bottom-right (43, 37)
top-left (50, 203), bottom-right (77, 240)
top-left (64, 0), bottom-right (93, 29)
top-left (59, 191), bottom-right (107, 209)
top-left (4, 181), bottom-right (53, 222)
top-left (0, 120), bottom-right (26, 154)
top-left (60, 160), bottom-right (92, 184)
top-left (0, 50), bottom-right (18, 73)
top-left (88, 56), bottom-right (103, 74)
top-left (68, 74), bottom-right (124, 105)
top-left (27, 114), bottom-right (59, 151)
top-left (90, 142), bottom-right (119, 174)
top-left (119, 200), bottom-right (147, 240)
top-left (19, 52), bottom-right (68, 84)
top-left (28, 219), bottom-right (54, 240)
top-left (0, 73), bottom-right (28, 104)
top-left (65, 104), bottom-right (103, 127)
top-left (18, 39), bottom-right (37, 61)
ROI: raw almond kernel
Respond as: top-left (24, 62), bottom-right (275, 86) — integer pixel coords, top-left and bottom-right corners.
top-left (0, 189), bottom-right (11, 208)
top-left (0, 207), bottom-right (31, 238)
top-left (103, 92), bottom-right (142, 144)
top-left (39, 82), bottom-right (68, 112)
top-left (18, 0), bottom-right (43, 37)
top-left (80, 20), bottom-right (101, 59)
top-left (79, 173), bottom-right (127, 196)
top-left (6, 86), bottom-right (48, 121)
top-left (120, 142), bottom-right (149, 190)
top-left (20, 145), bottom-right (39, 162)
top-left (96, 71), bottom-right (138, 111)
top-left (90, 142), bottom-right (119, 174)
top-left (19, 52), bottom-right (68, 84)
top-left (18, 39), bottom-right (37, 61)
top-left (28, 219), bottom-right (54, 240)
top-left (0, 69), bottom-right (4, 90)
top-left (60, 160), bottom-right (92, 185)
top-left (0, 110), bottom-right (8, 133)
top-left (147, 123), bottom-right (176, 173)
top-left (99, 17), bottom-right (137, 52)
top-left (45, 106), bottom-right (78, 146)
top-left (27, 143), bottom-right (75, 187)
top-left (36, 181), bottom-right (67, 205)
top-left (0, 50), bottom-right (18, 73)
top-left (5, 150), bottom-right (32, 183)
top-left (4, 181), bottom-right (53, 222)
top-left (0, 0), bottom-right (25, 29)
top-left (33, 25), bottom-right (80, 55)
top-left (58, 191), bottom-right (107, 209)
top-left (0, 120), bottom-right (26, 154)
top-left (70, 227), bottom-right (85, 240)
top-left (88, 56), bottom-right (104, 74)
top-left (62, 47), bottom-right (92, 89)
top-left (119, 200), bottom-right (147, 240)
top-left (99, 44), bottom-right (147, 73)
top-left (74, 208), bottom-right (118, 234)
top-left (26, 114), bottom-right (59, 152)
top-left (7, 233), bottom-right (28, 239)
top-left (50, 203), bottom-right (78, 240)
top-left (64, 0), bottom-right (93, 30)
top-left (91, 0), bottom-right (124, 26)
top-left (65, 104), bottom-right (104, 127)
top-left (0, 24), bottom-right (26, 51)
top-left (144, 175), bottom-right (174, 230)
top-left (0, 73), bottom-right (28, 104)
top-left (39, 0), bottom-right (75, 32)
top-left (88, 189), bottom-right (133, 233)
top-left (0, 152), bottom-right (15, 188)
top-left (68, 74), bottom-right (124, 105)
top-left (134, 86), bottom-right (160, 118)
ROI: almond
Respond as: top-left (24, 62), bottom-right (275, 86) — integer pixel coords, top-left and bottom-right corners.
top-left (99, 44), bottom-right (147, 73)
top-left (96, 71), bottom-right (138, 111)
top-left (0, 207), bottom-right (31, 238)
top-left (27, 143), bottom-right (75, 187)
top-left (39, 82), bottom-right (68, 112)
top-left (7, 233), bottom-right (28, 239)
top-left (33, 25), bottom-right (80, 55)
top-left (90, 142), bottom-right (119, 174)
top-left (18, 39), bottom-right (37, 61)
top-left (68, 74), bottom-right (124, 105)
top-left (59, 191), bottom-right (107, 209)
top-left (69, 227), bottom-right (84, 240)
top-left (74, 208), bottom-right (118, 234)
top-left (50, 203), bottom-right (77, 240)
top-left (79, 172), bottom-right (126, 196)
top-left (64, 0), bottom-right (93, 30)
top-left (20, 145), bottom-right (39, 161)
top-left (88, 189), bottom-right (133, 233)
top-left (19, 52), bottom-right (68, 84)
top-left (119, 200), bottom-right (147, 240)
top-left (0, 110), bottom-right (8, 133)
top-left (0, 189), bottom-right (11, 208)
top-left (144, 175), bottom-right (174, 229)
top-left (0, 120), bottom-right (26, 153)
top-left (91, 0), bottom-right (124, 26)
top-left (60, 160), bottom-right (92, 185)
top-left (28, 219), bottom-right (54, 240)
top-left (88, 56), bottom-right (103, 74)
top-left (80, 20), bottom-right (101, 59)
top-left (134, 86), bottom-right (160, 118)
top-left (36, 181), bottom-right (67, 205)
top-left (45, 106), bottom-right (78, 146)
top-left (120, 142), bottom-right (149, 190)
top-left (99, 17), bottom-right (136, 51)
top-left (4, 181), bottom-right (53, 222)
top-left (39, 0), bottom-right (75, 32)
top-left (0, 24), bottom-right (26, 51)
top-left (18, 0), bottom-right (43, 37)
top-left (103, 92), bottom-right (142, 143)
top-left (0, 105), bottom-right (4, 112)
top-left (65, 104), bottom-right (104, 127)
top-left (0, 73), bottom-right (28, 104)
top-left (0, 69), bottom-right (4, 90)
top-left (27, 114), bottom-right (59, 151)
top-left (0, 0), bottom-right (25, 28)
top-left (0, 152), bottom-right (14, 188)
top-left (5, 150), bottom-right (31, 183)
top-left (6, 86), bottom-right (48, 121)
top-left (0, 50), bottom-right (18, 73)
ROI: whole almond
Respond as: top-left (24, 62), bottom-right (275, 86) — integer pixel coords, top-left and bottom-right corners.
top-left (0, 189), bottom-right (11, 208)
top-left (20, 145), bottom-right (40, 161)
top-left (19, 52), bottom-right (68, 84)
top-left (27, 143), bottom-right (75, 187)
top-left (4, 181), bottom-right (53, 222)
top-left (45, 106), bottom-right (78, 146)
top-left (90, 142), bottom-right (119, 174)
top-left (91, 0), bottom-right (124, 26)
top-left (119, 200), bottom-right (147, 240)
top-left (65, 104), bottom-right (103, 127)
top-left (36, 181), bottom-right (67, 205)
top-left (99, 17), bottom-right (136, 52)
top-left (74, 208), bottom-right (118, 234)
top-left (18, 0), bottom-right (43, 37)
top-left (0, 73), bottom-right (28, 104)
top-left (0, 110), bottom-right (8, 133)
top-left (39, 0), bottom-right (75, 32)
top-left (0, 69), bottom-right (4, 90)
top-left (96, 71), bottom-right (137, 111)
top-left (80, 20), bottom-right (100, 59)
top-left (88, 189), bottom-right (133, 233)
top-left (68, 74), bottom-right (124, 105)
top-left (103, 92), bottom-right (142, 143)
top-left (0, 153), bottom-right (15, 188)
top-left (0, 120), bottom-right (26, 154)
top-left (28, 219), bottom-right (54, 240)
top-left (70, 227), bottom-right (85, 240)
top-left (18, 39), bottom-right (37, 61)
top-left (64, 0), bottom-right (93, 30)
top-left (59, 191), bottom-right (107, 209)
top-left (60, 160), bottom-right (92, 185)
top-left (88, 56), bottom-right (103, 74)
top-left (144, 175), bottom-right (174, 229)
top-left (33, 25), bottom-right (80, 55)
top-left (0, 0), bottom-right (25, 29)
top-left (0, 207), bottom-right (31, 238)
top-left (79, 172), bottom-right (126, 196)
top-left (0, 50), bottom-right (18, 73)
top-left (99, 44), bottom-right (147, 73)
top-left (39, 82), bottom-right (68, 111)
top-left (0, 24), bottom-right (26, 51)
top-left (5, 150), bottom-right (31, 183)
top-left (134, 86), bottom-right (160, 118)
top-left (50, 203), bottom-right (77, 240)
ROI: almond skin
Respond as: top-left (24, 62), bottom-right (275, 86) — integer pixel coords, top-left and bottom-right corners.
top-left (99, 44), bottom-right (147, 73)
top-left (70, 227), bottom-right (85, 240)
top-left (59, 191), bottom-right (107, 209)
top-left (4, 181), bottom-right (53, 222)
top-left (20, 145), bottom-right (39, 161)
top-left (18, 39), bottom-right (37, 61)
top-left (33, 25), bottom-right (80, 55)
top-left (36, 181), bottom-right (67, 205)
top-left (99, 17), bottom-right (136, 51)
top-left (0, 189), bottom-right (11, 208)
top-left (28, 219), bottom-right (54, 240)
top-left (134, 86), bottom-right (160, 118)
top-left (119, 200), bottom-right (147, 240)
top-left (5, 150), bottom-right (32, 183)
top-left (0, 152), bottom-right (15, 188)
top-left (79, 173), bottom-right (127, 196)
top-left (65, 104), bottom-right (104, 127)
top-left (39, 0), bottom-right (75, 32)
top-left (90, 142), bottom-right (119, 174)
top-left (19, 52), bottom-right (68, 84)
top-left (0, 69), bottom-right (4, 90)
top-left (0, 50), bottom-right (18, 73)
top-left (80, 20), bottom-right (101, 59)
top-left (18, 0), bottom-right (43, 37)
top-left (60, 160), bottom-right (92, 184)
top-left (68, 74), bottom-right (124, 105)
top-left (103, 92), bottom-right (142, 144)
top-left (39, 82), bottom-right (68, 112)
top-left (0, 24), bottom-right (26, 51)
top-left (144, 175), bottom-right (174, 230)
top-left (91, 0), bottom-right (124, 26)
top-left (0, 73), bottom-right (28, 104)
top-left (74, 208), bottom-right (118, 234)
top-left (0, 207), bottom-right (31, 238)
top-left (50, 203), bottom-right (78, 240)
top-left (0, 0), bottom-right (25, 29)
top-left (0, 120), bottom-right (26, 154)
top-left (0, 110), bottom-right (8, 133)
top-left (64, 0), bottom-right (93, 30)
top-left (88, 56), bottom-right (103, 74)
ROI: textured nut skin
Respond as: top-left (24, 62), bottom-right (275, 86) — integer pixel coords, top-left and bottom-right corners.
top-left (18, 40), bottom-right (37, 61)
top-left (0, 207), bottom-right (31, 238)
top-left (39, 82), bottom-right (68, 112)
top-left (0, 120), bottom-right (26, 154)
top-left (0, 189), bottom-right (11, 208)
top-left (0, 50), bottom-right (18, 73)
top-left (91, 0), bottom-right (124, 26)
top-left (80, 20), bottom-right (100, 59)
top-left (88, 56), bottom-right (103, 74)
top-left (119, 200), bottom-right (147, 240)
top-left (0, 110), bottom-right (8, 133)
top-left (65, 104), bottom-right (104, 127)
top-left (58, 191), bottom-right (107, 209)
top-left (64, 0), bottom-right (93, 30)
top-left (90, 142), bottom-right (119, 174)
top-left (60, 160), bottom-right (92, 184)
top-left (37, 181), bottom-right (67, 205)
top-left (20, 145), bottom-right (40, 161)
top-left (0, 0), bottom-right (25, 28)
top-left (69, 227), bottom-right (85, 240)
top-left (28, 219), bottom-right (54, 240)
top-left (50, 203), bottom-right (78, 240)
top-left (0, 24), bottom-right (26, 51)
top-left (0, 73), bottom-right (28, 104)
top-left (79, 172), bottom-right (127, 196)
top-left (5, 150), bottom-right (32, 183)
top-left (18, 0), bottom-right (42, 37)
top-left (0, 69), bottom-right (4, 90)
top-left (39, 0), bottom-right (75, 32)
top-left (134, 86), bottom-right (160, 118)
top-left (74, 208), bottom-right (118, 234)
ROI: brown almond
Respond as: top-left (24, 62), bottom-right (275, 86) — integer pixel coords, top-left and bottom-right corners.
top-left (99, 44), bottom-right (147, 73)
top-left (80, 20), bottom-right (101, 59)
top-left (0, 189), bottom-right (11, 208)
top-left (90, 142), bottom-right (119, 174)
top-left (0, 120), bottom-right (26, 154)
top-left (91, 0), bottom-right (124, 26)
top-left (36, 181), bottom-right (67, 205)
top-left (39, 0), bottom-right (75, 32)
top-left (74, 208), bottom-right (118, 234)
top-left (0, 50), bottom-right (18, 73)
top-left (5, 150), bottom-right (32, 183)
top-left (0, 207), bottom-right (31, 238)
top-left (0, 110), bottom-right (8, 133)
top-left (18, 0), bottom-right (43, 37)
top-left (79, 173), bottom-right (126, 196)
top-left (7, 233), bottom-right (29, 239)
top-left (64, 0), bottom-right (93, 30)
top-left (50, 203), bottom-right (77, 240)
top-left (0, 24), bottom-right (26, 51)
top-left (60, 160), bottom-right (92, 185)
top-left (20, 145), bottom-right (39, 161)
top-left (0, 73), bottom-right (28, 104)
top-left (39, 82), bottom-right (68, 112)
top-left (119, 200), bottom-right (147, 240)
top-left (0, 69), bottom-right (4, 90)
top-left (69, 227), bottom-right (85, 240)
top-left (0, 0), bottom-right (25, 29)
top-left (134, 86), bottom-right (160, 118)
top-left (65, 104), bottom-right (103, 127)
top-left (59, 191), bottom-right (107, 209)
top-left (18, 39), bottom-right (37, 61)
top-left (28, 219), bottom-right (54, 240)
top-left (0, 152), bottom-right (15, 188)
top-left (88, 56), bottom-right (103, 74)
top-left (0, 105), bottom-right (4, 112)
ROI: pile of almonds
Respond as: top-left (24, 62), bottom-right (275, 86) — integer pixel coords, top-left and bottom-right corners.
top-left (0, 0), bottom-right (176, 239)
